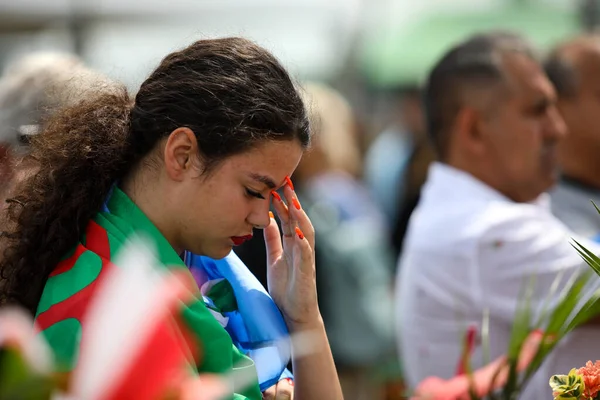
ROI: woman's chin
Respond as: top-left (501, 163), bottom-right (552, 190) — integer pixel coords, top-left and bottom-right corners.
top-left (185, 239), bottom-right (233, 260)
top-left (206, 244), bottom-right (233, 260)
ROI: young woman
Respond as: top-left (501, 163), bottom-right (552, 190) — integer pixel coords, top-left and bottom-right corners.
top-left (0, 37), bottom-right (342, 400)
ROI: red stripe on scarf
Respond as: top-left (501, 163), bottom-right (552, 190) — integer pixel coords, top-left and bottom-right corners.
top-left (36, 220), bottom-right (114, 332)
top-left (85, 219), bottom-right (111, 260)
top-left (50, 246), bottom-right (86, 277)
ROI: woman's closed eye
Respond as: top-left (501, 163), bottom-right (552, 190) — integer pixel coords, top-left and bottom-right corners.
top-left (246, 188), bottom-right (266, 200)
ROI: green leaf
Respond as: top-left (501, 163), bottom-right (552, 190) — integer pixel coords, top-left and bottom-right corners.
top-left (507, 275), bottom-right (535, 359)
top-left (499, 276), bottom-right (537, 398)
top-left (533, 269), bottom-right (567, 329)
top-left (572, 239), bottom-right (600, 277)
top-left (0, 348), bottom-right (30, 394)
top-left (565, 287), bottom-right (600, 332)
top-left (0, 348), bottom-right (54, 400)
top-left (591, 200), bottom-right (600, 216)
top-left (522, 272), bottom-right (596, 391)
top-left (545, 273), bottom-right (588, 335)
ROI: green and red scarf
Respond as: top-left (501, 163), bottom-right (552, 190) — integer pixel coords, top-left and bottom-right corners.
top-left (34, 187), bottom-right (262, 399)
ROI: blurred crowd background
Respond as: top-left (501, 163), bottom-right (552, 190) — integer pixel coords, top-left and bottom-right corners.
top-left (0, 0), bottom-right (596, 399)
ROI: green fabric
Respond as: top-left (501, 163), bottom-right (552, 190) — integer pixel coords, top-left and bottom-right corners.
top-left (35, 187), bottom-right (261, 399)
top-left (41, 319), bottom-right (81, 373)
top-left (37, 251), bottom-right (103, 315)
top-left (99, 188), bottom-right (188, 267)
top-left (206, 279), bottom-right (239, 313)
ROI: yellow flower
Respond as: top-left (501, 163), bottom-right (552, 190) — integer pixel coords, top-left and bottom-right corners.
top-left (550, 368), bottom-right (586, 400)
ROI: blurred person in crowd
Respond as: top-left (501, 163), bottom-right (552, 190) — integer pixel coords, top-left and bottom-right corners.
top-left (363, 86), bottom-right (435, 257)
top-left (545, 34), bottom-right (600, 239)
top-left (0, 52), bottom-right (114, 209)
top-left (364, 86), bottom-right (421, 223)
top-left (0, 38), bottom-right (342, 400)
top-left (0, 52), bottom-right (117, 324)
top-left (294, 83), bottom-right (396, 400)
top-left (395, 31), bottom-right (600, 398)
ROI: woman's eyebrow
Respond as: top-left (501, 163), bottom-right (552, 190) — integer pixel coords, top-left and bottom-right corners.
top-left (247, 173), bottom-right (277, 189)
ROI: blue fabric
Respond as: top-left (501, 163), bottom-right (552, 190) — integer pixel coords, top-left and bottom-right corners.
top-left (184, 251), bottom-right (292, 392)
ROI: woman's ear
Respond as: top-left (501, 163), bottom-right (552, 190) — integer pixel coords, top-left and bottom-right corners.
top-left (163, 127), bottom-right (200, 181)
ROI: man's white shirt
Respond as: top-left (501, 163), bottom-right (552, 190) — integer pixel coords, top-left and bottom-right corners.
top-left (396, 162), bottom-right (600, 398)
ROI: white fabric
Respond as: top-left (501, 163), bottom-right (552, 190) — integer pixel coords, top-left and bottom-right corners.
top-left (396, 162), bottom-right (600, 398)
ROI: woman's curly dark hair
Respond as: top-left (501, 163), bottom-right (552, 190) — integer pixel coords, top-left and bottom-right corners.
top-left (0, 37), bottom-right (311, 315)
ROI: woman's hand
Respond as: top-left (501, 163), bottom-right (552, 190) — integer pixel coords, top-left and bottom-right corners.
top-left (263, 178), bottom-right (320, 330)
top-left (264, 178), bottom-right (343, 400)
top-left (262, 378), bottom-right (294, 400)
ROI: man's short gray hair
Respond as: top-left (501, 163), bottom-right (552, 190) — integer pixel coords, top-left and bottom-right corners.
top-left (0, 52), bottom-right (116, 147)
top-left (424, 31), bottom-right (538, 160)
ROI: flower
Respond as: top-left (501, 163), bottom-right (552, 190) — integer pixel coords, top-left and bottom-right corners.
top-left (549, 368), bottom-right (586, 400)
top-left (578, 361), bottom-right (600, 399)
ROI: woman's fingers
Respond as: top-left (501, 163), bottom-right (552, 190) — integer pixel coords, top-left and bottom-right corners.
top-left (264, 211), bottom-right (283, 266)
top-left (292, 225), bottom-right (314, 275)
top-left (271, 190), bottom-right (292, 237)
top-left (262, 378), bottom-right (294, 400)
top-left (179, 374), bottom-right (229, 400)
top-left (281, 181), bottom-right (315, 250)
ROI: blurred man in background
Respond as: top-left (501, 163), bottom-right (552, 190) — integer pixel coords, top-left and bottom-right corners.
top-left (396, 31), bottom-right (600, 398)
top-left (545, 34), bottom-right (600, 239)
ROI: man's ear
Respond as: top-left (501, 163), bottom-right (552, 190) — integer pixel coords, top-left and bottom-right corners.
top-left (454, 106), bottom-right (487, 157)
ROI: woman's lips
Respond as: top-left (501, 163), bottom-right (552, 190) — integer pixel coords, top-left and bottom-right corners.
top-left (231, 235), bottom-right (253, 246)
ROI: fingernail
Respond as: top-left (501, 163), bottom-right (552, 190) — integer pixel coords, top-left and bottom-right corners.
top-left (285, 176), bottom-right (295, 191)
top-left (286, 378), bottom-right (294, 387)
top-left (295, 227), bottom-right (304, 240)
top-left (271, 191), bottom-right (282, 201)
top-left (269, 211), bottom-right (274, 219)
top-left (292, 197), bottom-right (301, 210)
top-left (532, 329), bottom-right (544, 337)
